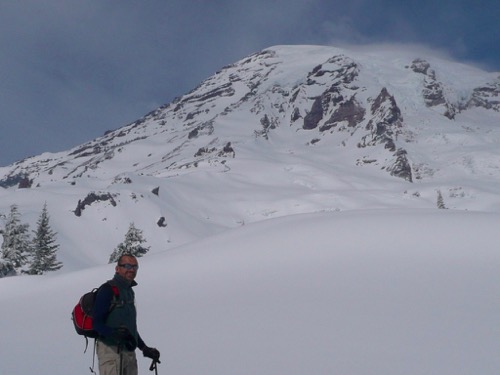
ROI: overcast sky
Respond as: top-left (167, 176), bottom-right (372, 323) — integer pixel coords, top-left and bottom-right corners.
top-left (1, 0), bottom-right (498, 166)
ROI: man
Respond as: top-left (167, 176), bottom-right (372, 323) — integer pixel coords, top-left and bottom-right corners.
top-left (93, 254), bottom-right (160, 375)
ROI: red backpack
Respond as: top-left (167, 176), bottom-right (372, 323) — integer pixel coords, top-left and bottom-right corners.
top-left (71, 282), bottom-right (120, 340)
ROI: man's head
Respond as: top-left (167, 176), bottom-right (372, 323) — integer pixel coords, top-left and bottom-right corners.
top-left (115, 254), bottom-right (139, 282)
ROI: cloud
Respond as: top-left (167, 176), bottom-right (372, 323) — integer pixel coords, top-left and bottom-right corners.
top-left (320, 17), bottom-right (368, 45)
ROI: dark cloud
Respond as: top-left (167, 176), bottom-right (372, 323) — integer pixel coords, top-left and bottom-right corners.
top-left (0, 0), bottom-right (498, 165)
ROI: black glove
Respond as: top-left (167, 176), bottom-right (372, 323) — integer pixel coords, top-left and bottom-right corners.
top-left (142, 346), bottom-right (161, 363)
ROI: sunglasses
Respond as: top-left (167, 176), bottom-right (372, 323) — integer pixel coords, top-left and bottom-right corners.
top-left (118, 263), bottom-right (139, 270)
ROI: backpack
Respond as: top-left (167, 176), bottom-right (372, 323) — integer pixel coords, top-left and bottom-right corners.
top-left (71, 282), bottom-right (120, 339)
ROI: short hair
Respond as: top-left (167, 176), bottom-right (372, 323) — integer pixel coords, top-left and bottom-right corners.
top-left (116, 253), bottom-right (137, 265)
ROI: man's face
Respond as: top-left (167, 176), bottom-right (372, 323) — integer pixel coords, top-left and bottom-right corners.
top-left (115, 255), bottom-right (139, 282)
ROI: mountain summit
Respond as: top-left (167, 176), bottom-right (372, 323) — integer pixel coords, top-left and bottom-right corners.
top-left (1, 45), bottom-right (499, 266)
top-left (1, 46), bottom-right (499, 375)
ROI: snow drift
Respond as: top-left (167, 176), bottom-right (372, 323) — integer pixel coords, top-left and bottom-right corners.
top-left (1, 210), bottom-right (499, 374)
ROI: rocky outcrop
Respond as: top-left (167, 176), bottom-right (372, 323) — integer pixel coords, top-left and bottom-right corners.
top-left (320, 96), bottom-right (365, 132)
top-left (387, 148), bottom-right (413, 182)
top-left (467, 81), bottom-right (500, 111)
top-left (194, 142), bottom-right (235, 159)
top-left (256, 114), bottom-right (279, 139)
top-left (359, 88), bottom-right (403, 151)
top-left (411, 58), bottom-right (456, 119)
top-left (302, 56), bottom-right (362, 131)
top-left (0, 173), bottom-right (30, 189)
top-left (157, 216), bottom-right (167, 227)
top-left (74, 192), bottom-right (117, 217)
top-left (357, 88), bottom-right (412, 182)
top-left (303, 96), bottom-right (325, 130)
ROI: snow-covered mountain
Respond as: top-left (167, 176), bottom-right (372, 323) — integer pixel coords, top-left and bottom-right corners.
top-left (0, 44), bottom-right (499, 268)
top-left (1, 45), bottom-right (500, 375)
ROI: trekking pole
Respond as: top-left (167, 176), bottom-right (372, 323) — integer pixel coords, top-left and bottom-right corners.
top-left (89, 339), bottom-right (97, 373)
top-left (118, 345), bottom-right (124, 375)
top-left (149, 359), bottom-right (159, 375)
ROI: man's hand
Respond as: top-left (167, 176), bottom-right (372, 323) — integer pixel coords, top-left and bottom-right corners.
top-left (142, 346), bottom-right (161, 363)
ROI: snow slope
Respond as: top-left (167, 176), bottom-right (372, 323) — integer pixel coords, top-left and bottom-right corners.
top-left (1, 210), bottom-right (499, 374)
top-left (1, 45), bottom-right (499, 265)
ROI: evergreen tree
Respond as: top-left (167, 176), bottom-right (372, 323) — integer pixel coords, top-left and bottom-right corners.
top-left (109, 223), bottom-right (150, 263)
top-left (0, 260), bottom-right (16, 278)
top-left (437, 190), bottom-right (447, 209)
top-left (28, 203), bottom-right (63, 275)
top-left (1, 204), bottom-right (31, 273)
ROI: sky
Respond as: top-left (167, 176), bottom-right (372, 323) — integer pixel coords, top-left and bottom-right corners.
top-left (1, 0), bottom-right (499, 166)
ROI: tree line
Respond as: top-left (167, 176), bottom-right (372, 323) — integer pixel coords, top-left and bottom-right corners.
top-left (1, 203), bottom-right (150, 278)
top-left (0, 203), bottom-right (62, 277)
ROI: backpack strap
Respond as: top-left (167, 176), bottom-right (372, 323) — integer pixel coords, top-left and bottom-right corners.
top-left (89, 338), bottom-right (97, 373)
top-left (83, 337), bottom-right (90, 353)
top-left (105, 281), bottom-right (120, 311)
top-left (111, 285), bottom-right (119, 296)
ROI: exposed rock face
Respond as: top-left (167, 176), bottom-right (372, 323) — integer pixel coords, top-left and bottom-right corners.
top-left (411, 58), bottom-right (456, 119)
top-left (157, 216), bottom-right (167, 227)
top-left (0, 173), bottom-right (29, 188)
top-left (410, 58), bottom-right (431, 75)
top-left (355, 87), bottom-right (412, 181)
top-left (303, 96), bottom-right (325, 130)
top-left (303, 55), bottom-right (361, 131)
top-left (359, 88), bottom-right (403, 151)
top-left (256, 114), bottom-right (278, 139)
top-left (387, 148), bottom-right (413, 182)
top-left (74, 192), bottom-right (117, 217)
top-left (320, 96), bottom-right (365, 132)
top-left (422, 79), bottom-right (447, 107)
top-left (17, 177), bottom-right (33, 189)
top-left (410, 58), bottom-right (500, 118)
top-left (467, 81), bottom-right (500, 111)
top-left (194, 142), bottom-right (235, 159)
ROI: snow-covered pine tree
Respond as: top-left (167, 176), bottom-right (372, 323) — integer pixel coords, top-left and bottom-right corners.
top-left (28, 202), bottom-right (62, 275)
top-left (1, 204), bottom-right (31, 274)
top-left (109, 222), bottom-right (150, 263)
top-left (436, 190), bottom-right (447, 209)
top-left (0, 215), bottom-right (13, 278)
top-left (0, 260), bottom-right (16, 278)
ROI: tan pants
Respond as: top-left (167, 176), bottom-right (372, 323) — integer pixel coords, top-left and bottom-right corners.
top-left (96, 340), bottom-right (138, 375)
